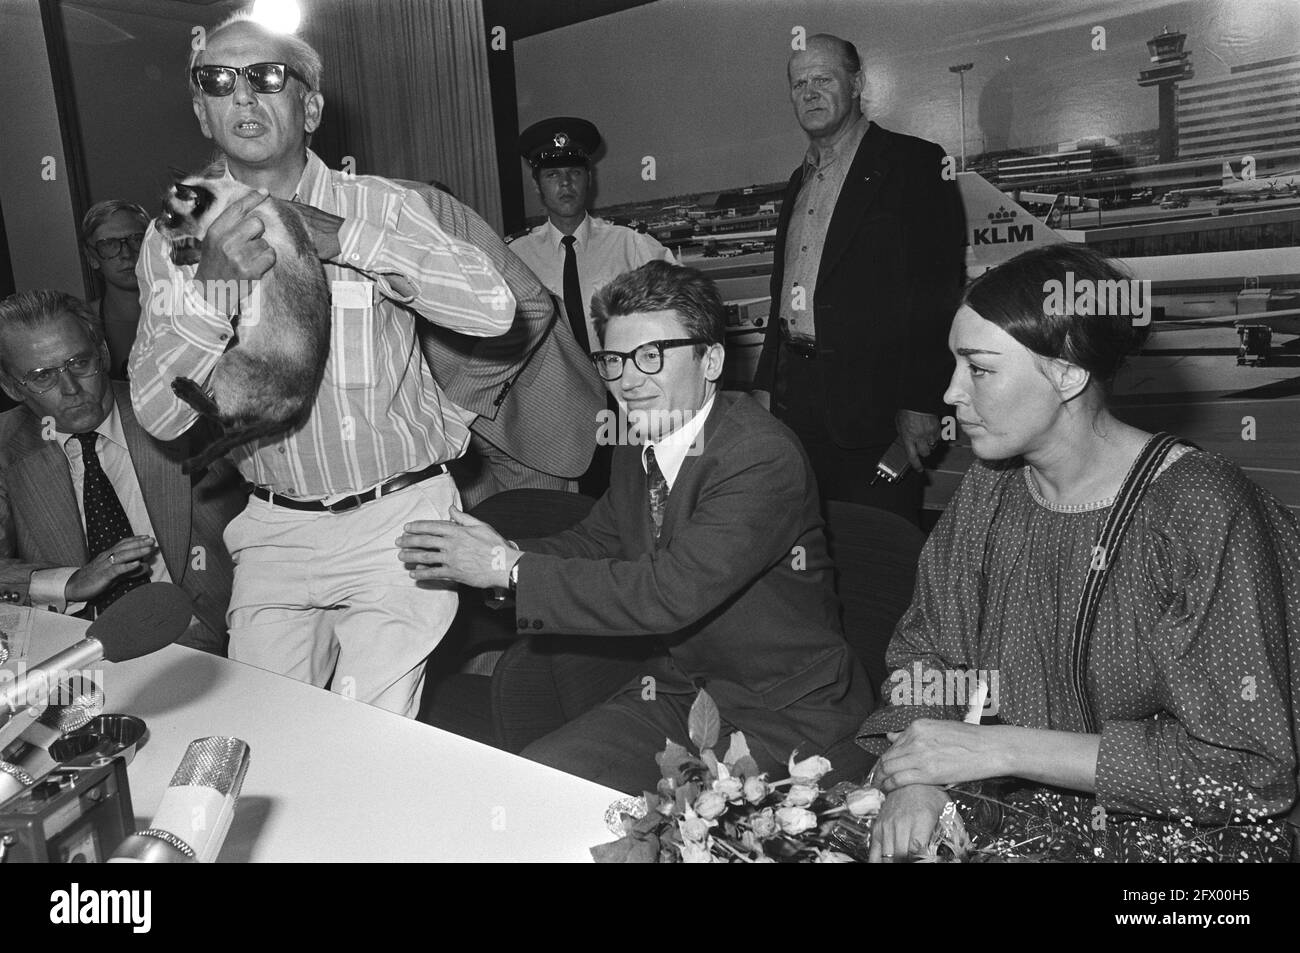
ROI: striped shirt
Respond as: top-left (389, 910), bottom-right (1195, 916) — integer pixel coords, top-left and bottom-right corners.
top-left (130, 150), bottom-right (515, 498)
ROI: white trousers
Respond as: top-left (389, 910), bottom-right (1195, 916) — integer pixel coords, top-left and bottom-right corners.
top-left (222, 474), bottom-right (458, 718)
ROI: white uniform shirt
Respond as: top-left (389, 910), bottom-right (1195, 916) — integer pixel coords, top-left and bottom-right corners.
top-left (508, 214), bottom-right (677, 352)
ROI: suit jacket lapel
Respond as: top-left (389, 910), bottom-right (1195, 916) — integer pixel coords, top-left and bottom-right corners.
top-left (819, 121), bottom-right (892, 285)
top-left (116, 385), bottom-right (190, 582)
top-left (8, 417), bottom-right (87, 566)
top-left (657, 394), bottom-right (730, 544)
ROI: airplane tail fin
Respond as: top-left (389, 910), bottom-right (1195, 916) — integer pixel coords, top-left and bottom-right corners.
top-left (957, 172), bottom-right (1066, 275)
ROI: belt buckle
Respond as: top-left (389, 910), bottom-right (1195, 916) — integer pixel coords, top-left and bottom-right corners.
top-left (326, 495), bottom-right (362, 514)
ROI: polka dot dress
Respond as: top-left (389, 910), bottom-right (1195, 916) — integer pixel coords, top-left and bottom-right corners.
top-left (859, 448), bottom-right (1300, 861)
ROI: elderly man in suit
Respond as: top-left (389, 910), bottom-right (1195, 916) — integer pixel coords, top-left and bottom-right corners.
top-left (410, 183), bottom-right (605, 510)
top-left (753, 34), bottom-right (965, 524)
top-left (0, 290), bottom-right (243, 652)
top-left (397, 262), bottom-right (874, 793)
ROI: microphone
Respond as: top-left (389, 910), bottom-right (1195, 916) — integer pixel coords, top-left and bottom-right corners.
top-left (0, 675), bottom-right (106, 803)
top-left (109, 736), bottom-right (250, 863)
top-left (0, 583), bottom-right (191, 718)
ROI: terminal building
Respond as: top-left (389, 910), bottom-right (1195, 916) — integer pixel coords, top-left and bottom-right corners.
top-left (1177, 54), bottom-right (1300, 160)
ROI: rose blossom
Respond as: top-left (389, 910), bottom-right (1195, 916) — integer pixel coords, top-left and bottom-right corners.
top-left (846, 787), bottom-right (885, 817)
top-left (783, 782), bottom-right (819, 808)
top-left (788, 753), bottom-right (832, 783)
top-left (679, 815), bottom-right (710, 843)
top-left (694, 790), bottom-right (728, 820)
top-left (743, 776), bottom-right (768, 804)
top-left (713, 776), bottom-right (744, 802)
top-left (775, 806), bottom-right (818, 835)
top-left (750, 808), bottom-right (777, 839)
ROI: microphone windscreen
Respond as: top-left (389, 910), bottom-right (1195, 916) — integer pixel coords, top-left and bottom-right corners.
top-left (110, 736), bottom-right (250, 863)
top-left (88, 583), bottom-right (193, 663)
top-left (36, 676), bottom-right (106, 734)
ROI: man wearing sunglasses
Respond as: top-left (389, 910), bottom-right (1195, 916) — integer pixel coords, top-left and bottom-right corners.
top-left (398, 262), bottom-right (873, 792)
top-left (0, 291), bottom-right (243, 653)
top-left (130, 14), bottom-right (516, 718)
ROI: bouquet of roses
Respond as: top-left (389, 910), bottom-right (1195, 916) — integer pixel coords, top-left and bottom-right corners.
top-left (592, 690), bottom-right (971, 863)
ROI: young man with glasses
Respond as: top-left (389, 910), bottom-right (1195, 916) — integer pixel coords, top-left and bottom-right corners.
top-left (81, 200), bottom-right (150, 381)
top-left (398, 262), bottom-right (874, 793)
top-left (0, 291), bottom-right (243, 653)
top-left (129, 14), bottom-right (516, 717)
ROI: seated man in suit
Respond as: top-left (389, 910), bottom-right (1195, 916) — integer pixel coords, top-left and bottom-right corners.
top-left (397, 262), bottom-right (874, 793)
top-left (0, 290), bottom-right (243, 653)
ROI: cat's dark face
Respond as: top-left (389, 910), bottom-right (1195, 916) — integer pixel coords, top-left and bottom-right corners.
top-left (159, 180), bottom-right (222, 267)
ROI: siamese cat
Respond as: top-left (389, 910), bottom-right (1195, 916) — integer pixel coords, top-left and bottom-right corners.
top-left (158, 164), bottom-right (331, 473)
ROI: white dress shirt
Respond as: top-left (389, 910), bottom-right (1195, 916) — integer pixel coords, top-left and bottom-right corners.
top-left (639, 395), bottom-right (715, 491)
top-left (29, 399), bottom-right (172, 613)
top-left (508, 214), bottom-right (678, 351)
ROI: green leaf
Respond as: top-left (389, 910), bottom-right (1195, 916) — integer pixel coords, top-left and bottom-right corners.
top-left (655, 738), bottom-right (693, 781)
top-left (723, 731), bottom-right (751, 767)
top-left (732, 755), bottom-right (761, 779)
top-left (701, 749), bottom-right (720, 778)
top-left (688, 690), bottom-right (721, 753)
top-left (591, 832), bottom-right (660, 863)
top-left (591, 836), bottom-right (635, 863)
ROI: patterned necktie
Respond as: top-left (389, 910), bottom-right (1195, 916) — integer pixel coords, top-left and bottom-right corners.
top-left (645, 445), bottom-right (668, 540)
top-left (74, 432), bottom-right (147, 614)
top-left (561, 235), bottom-right (591, 353)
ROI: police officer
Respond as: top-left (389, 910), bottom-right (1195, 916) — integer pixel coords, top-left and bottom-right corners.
top-left (509, 117), bottom-right (677, 497)
top-left (509, 117), bottom-right (676, 356)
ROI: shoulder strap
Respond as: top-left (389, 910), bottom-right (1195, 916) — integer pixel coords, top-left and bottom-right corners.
top-left (1070, 432), bottom-right (1182, 732)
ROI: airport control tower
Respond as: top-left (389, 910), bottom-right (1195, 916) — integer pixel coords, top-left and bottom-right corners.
top-left (1138, 27), bottom-right (1194, 162)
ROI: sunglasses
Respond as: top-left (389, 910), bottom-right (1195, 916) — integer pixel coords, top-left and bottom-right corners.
top-left (90, 233), bottom-right (145, 260)
top-left (191, 62), bottom-right (309, 97)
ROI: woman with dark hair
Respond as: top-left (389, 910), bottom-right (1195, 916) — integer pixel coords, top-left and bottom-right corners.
top-left (858, 244), bottom-right (1299, 862)
top-left (82, 200), bottom-right (150, 380)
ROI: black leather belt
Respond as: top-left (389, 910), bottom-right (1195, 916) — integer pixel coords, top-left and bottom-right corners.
top-left (249, 462), bottom-right (447, 513)
top-left (781, 335), bottom-right (819, 358)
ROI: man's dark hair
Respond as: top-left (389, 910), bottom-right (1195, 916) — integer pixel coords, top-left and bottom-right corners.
top-left (591, 261), bottom-right (725, 351)
top-left (962, 243), bottom-right (1151, 389)
top-left (0, 290), bottom-right (104, 380)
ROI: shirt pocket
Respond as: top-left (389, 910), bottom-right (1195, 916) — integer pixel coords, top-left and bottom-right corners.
top-left (327, 279), bottom-right (377, 389)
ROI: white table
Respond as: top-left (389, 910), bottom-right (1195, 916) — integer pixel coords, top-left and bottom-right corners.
top-left (6, 612), bottom-right (624, 862)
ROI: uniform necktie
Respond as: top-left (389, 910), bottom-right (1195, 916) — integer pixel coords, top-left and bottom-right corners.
top-left (560, 235), bottom-right (591, 353)
top-left (645, 445), bottom-right (668, 540)
top-left (74, 432), bottom-right (147, 614)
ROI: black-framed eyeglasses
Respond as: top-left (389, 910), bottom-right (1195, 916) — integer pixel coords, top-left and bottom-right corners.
top-left (192, 62), bottom-right (310, 97)
top-left (17, 353), bottom-right (103, 394)
top-left (590, 338), bottom-right (708, 381)
top-left (90, 233), bottom-right (145, 260)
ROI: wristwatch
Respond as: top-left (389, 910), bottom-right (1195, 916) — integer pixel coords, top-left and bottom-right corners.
top-left (507, 560), bottom-right (520, 592)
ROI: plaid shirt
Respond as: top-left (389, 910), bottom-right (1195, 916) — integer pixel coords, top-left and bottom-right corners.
top-left (131, 150), bottom-right (514, 498)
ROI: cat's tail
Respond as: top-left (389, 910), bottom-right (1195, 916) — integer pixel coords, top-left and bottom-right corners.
top-left (181, 417), bottom-right (297, 474)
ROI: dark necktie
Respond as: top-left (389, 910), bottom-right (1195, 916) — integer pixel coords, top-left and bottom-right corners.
top-left (645, 445), bottom-right (668, 540)
top-left (75, 432), bottom-right (147, 614)
top-left (561, 235), bottom-right (591, 353)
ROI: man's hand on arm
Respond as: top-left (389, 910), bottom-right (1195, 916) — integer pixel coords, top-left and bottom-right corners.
top-left (192, 190), bottom-right (278, 286)
top-left (894, 409), bottom-right (941, 471)
top-left (63, 535), bottom-right (158, 604)
top-left (396, 507), bottom-right (520, 590)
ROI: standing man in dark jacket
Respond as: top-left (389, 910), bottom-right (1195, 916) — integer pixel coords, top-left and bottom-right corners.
top-left (753, 34), bottom-right (964, 524)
